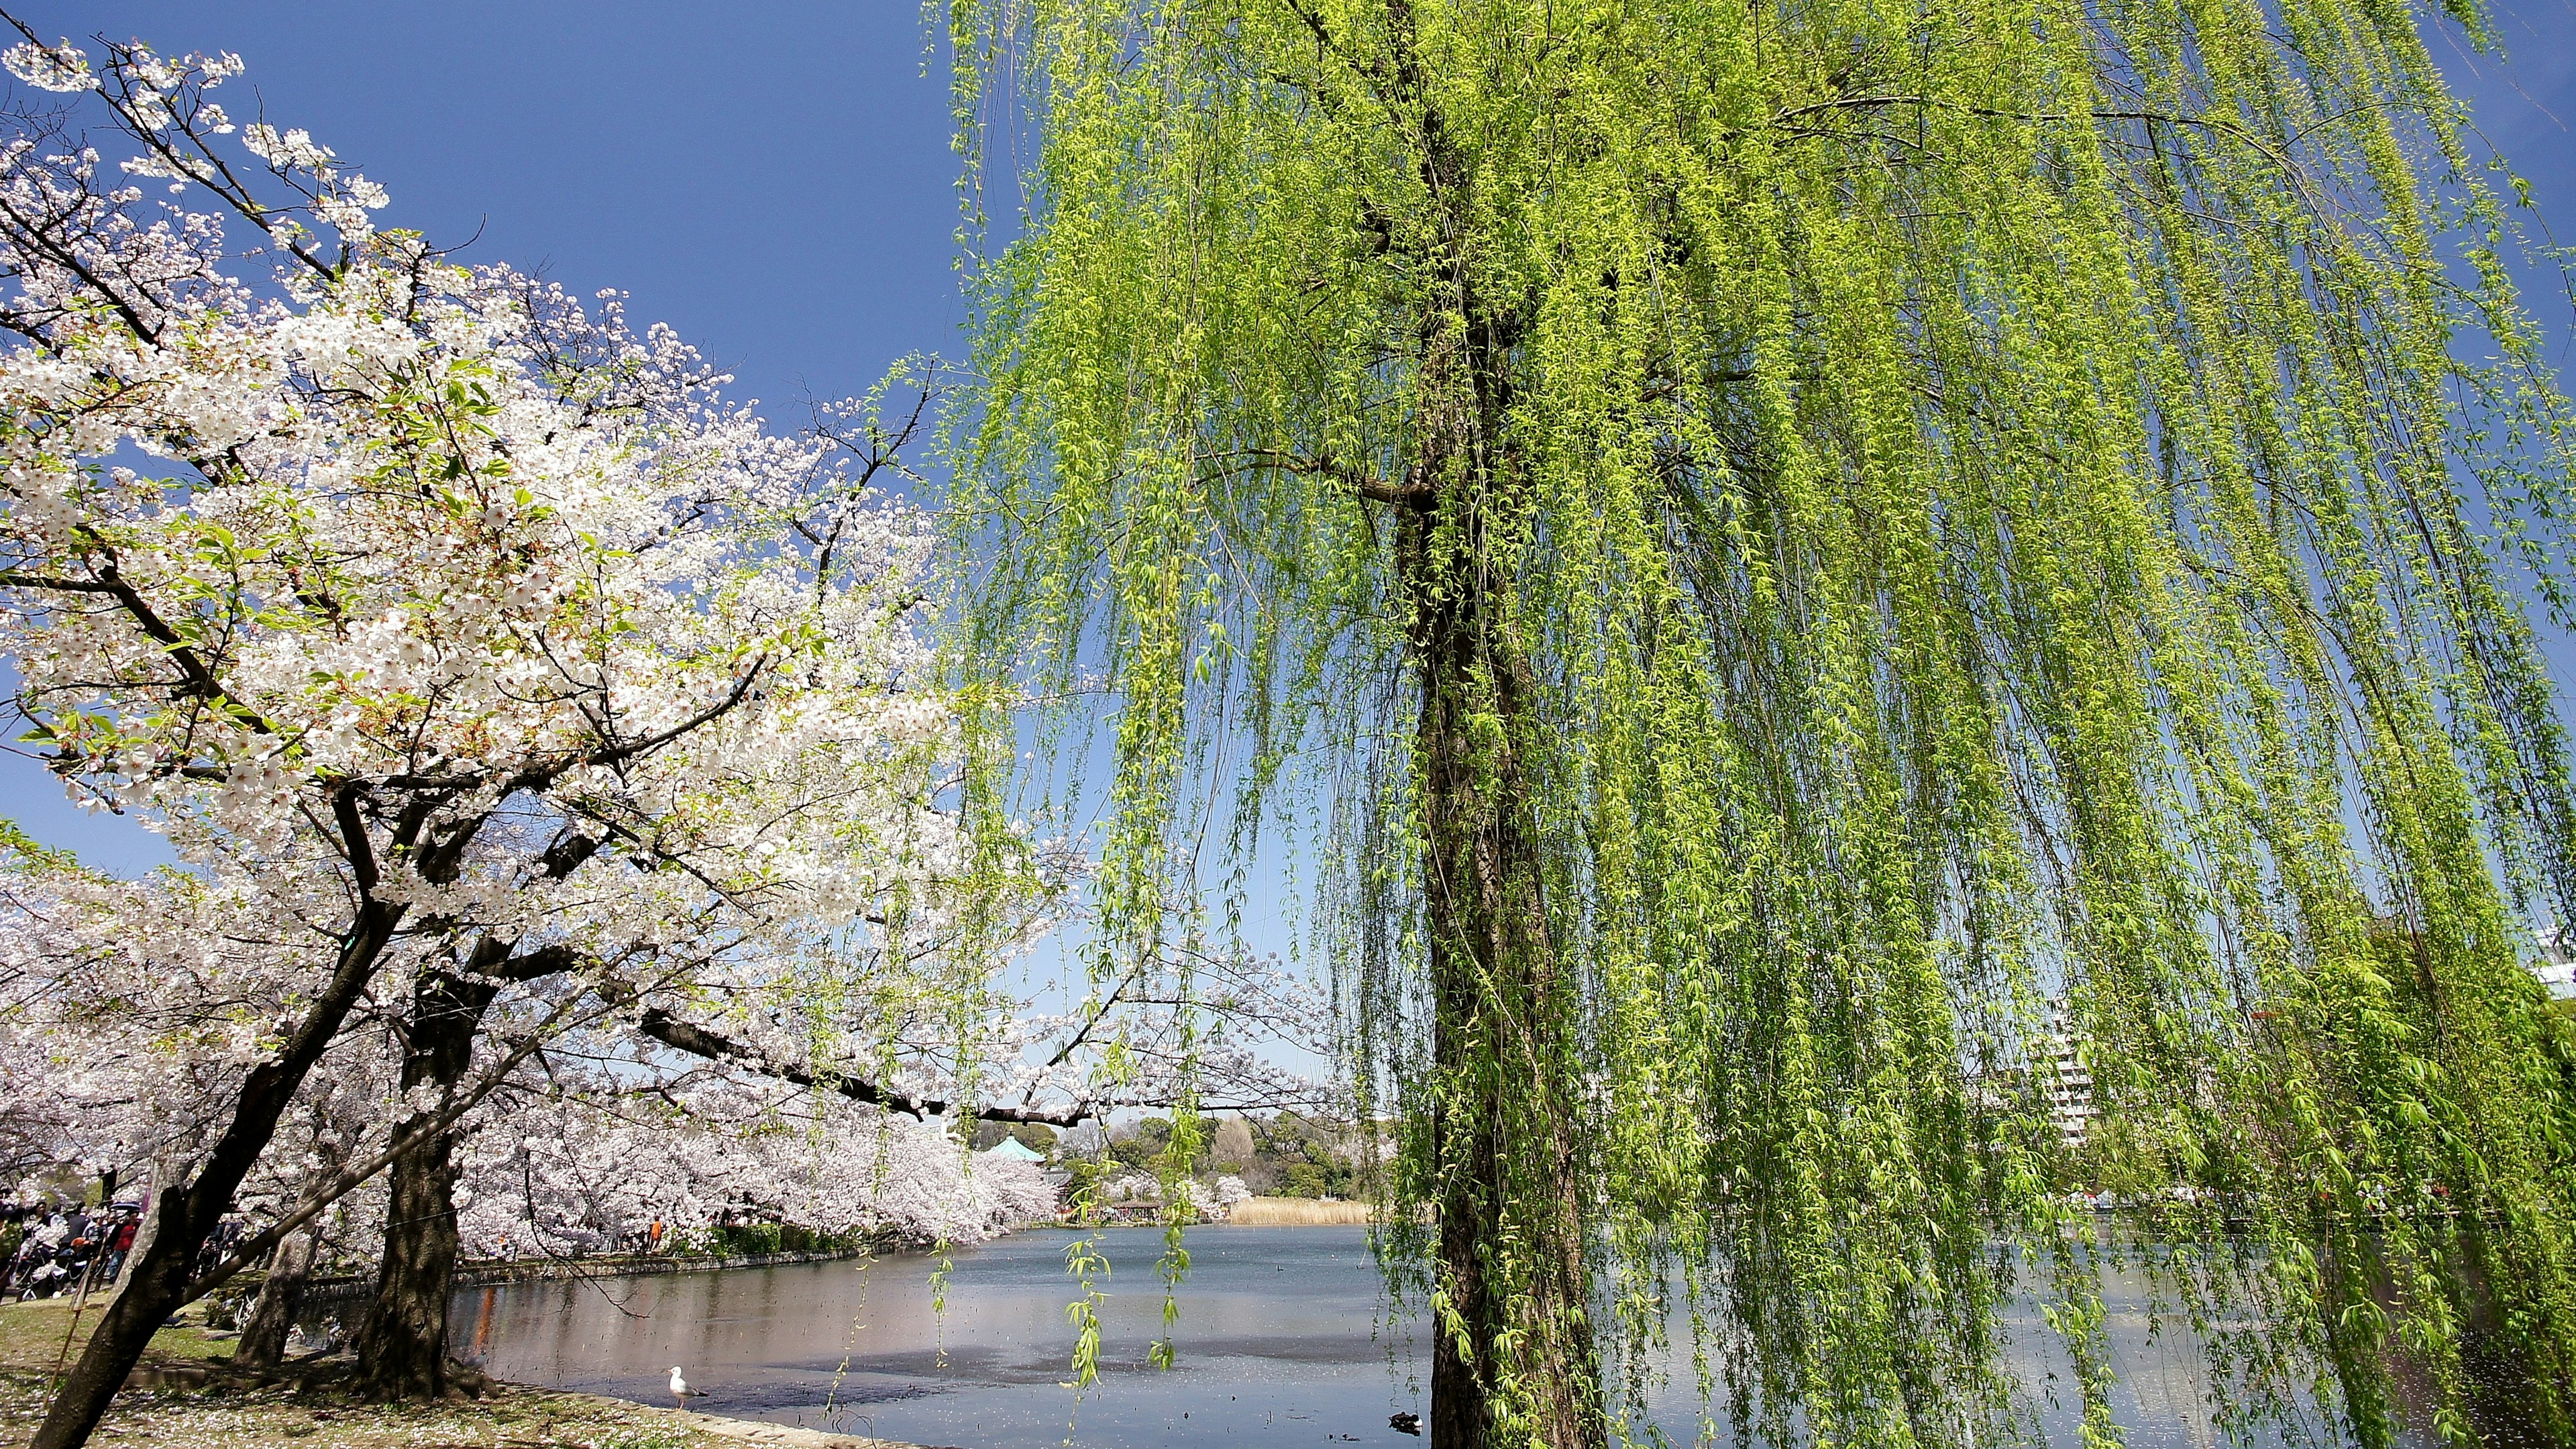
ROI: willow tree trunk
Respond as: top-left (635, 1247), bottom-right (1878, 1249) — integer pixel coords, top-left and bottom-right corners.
top-left (1397, 299), bottom-right (1603, 1442)
top-left (352, 967), bottom-right (496, 1400)
top-left (1411, 572), bottom-right (1602, 1449)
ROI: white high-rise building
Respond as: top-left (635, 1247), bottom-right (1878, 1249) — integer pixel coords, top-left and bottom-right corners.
top-left (2041, 1008), bottom-right (2096, 1146)
top-left (2538, 925), bottom-right (2575, 1002)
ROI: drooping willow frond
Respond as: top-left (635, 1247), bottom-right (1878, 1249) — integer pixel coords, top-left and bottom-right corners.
top-left (942, 0), bottom-right (2576, 1443)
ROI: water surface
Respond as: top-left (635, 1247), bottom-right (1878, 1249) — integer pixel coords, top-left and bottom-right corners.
top-left (457, 1226), bottom-right (1424, 1448)
top-left (453, 1225), bottom-right (2276, 1449)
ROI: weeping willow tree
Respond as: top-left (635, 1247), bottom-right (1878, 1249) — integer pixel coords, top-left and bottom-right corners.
top-left (941, 0), bottom-right (2576, 1444)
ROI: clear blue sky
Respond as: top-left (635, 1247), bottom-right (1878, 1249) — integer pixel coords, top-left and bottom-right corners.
top-left (7, 0), bottom-right (2576, 876)
top-left (6, 0), bottom-right (965, 869)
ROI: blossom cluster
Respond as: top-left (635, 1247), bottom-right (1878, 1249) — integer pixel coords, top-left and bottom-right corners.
top-left (0, 33), bottom-right (1048, 1275)
top-left (450, 1077), bottom-right (1057, 1256)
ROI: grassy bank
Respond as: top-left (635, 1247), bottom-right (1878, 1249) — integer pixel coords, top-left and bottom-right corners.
top-left (0, 1298), bottom-right (904, 1449)
top-left (1223, 1196), bottom-right (1378, 1226)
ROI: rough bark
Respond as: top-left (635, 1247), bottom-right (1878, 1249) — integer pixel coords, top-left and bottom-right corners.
top-left (1409, 537), bottom-right (1603, 1449)
top-left (30, 868), bottom-right (407, 1449)
top-left (352, 963), bottom-right (499, 1401)
top-left (233, 1224), bottom-right (320, 1370)
top-left (237, 1122), bottom-right (348, 1372)
top-left (352, 1127), bottom-right (470, 1397)
top-left (1379, 73), bottom-right (1603, 1428)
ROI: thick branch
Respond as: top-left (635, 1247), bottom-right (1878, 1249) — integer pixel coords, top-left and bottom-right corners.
top-left (1250, 448), bottom-right (1436, 509)
top-left (625, 1004), bottom-right (1095, 1126)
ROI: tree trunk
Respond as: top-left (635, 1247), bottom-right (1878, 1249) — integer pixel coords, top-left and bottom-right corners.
top-left (350, 841), bottom-right (596, 1403)
top-left (237, 1120), bottom-right (349, 1373)
top-left (233, 1224), bottom-right (320, 1370)
top-left (99, 1152), bottom-right (183, 1320)
top-left (1411, 564), bottom-right (1603, 1449)
top-left (1390, 252), bottom-right (1602, 1442)
top-left (352, 1128), bottom-right (468, 1397)
top-left (353, 965), bottom-right (498, 1401)
top-left (31, 888), bottom-right (404, 1449)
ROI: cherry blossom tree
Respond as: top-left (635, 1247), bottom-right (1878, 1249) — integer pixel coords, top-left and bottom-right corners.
top-left (451, 1071), bottom-right (1059, 1258)
top-left (0, 22), bottom-right (1344, 1445)
top-left (0, 26), bottom-right (1040, 1442)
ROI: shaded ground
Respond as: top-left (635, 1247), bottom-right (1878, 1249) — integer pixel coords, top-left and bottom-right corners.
top-left (0, 1298), bottom-right (918, 1449)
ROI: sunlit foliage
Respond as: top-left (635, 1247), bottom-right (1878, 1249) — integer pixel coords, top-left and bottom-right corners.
top-left (943, 0), bottom-right (2576, 1443)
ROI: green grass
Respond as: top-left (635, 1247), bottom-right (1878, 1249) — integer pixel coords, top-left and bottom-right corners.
top-left (0, 1295), bottom-right (231, 1373)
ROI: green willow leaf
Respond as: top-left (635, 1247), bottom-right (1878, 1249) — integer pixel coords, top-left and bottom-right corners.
top-left (943, 0), bottom-right (2576, 1444)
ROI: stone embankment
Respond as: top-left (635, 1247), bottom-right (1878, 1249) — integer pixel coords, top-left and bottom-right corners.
top-left (291, 1245), bottom-right (873, 1307)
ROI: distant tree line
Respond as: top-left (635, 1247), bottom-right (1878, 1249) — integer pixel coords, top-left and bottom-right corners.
top-left (1018, 1112), bottom-right (1366, 1200)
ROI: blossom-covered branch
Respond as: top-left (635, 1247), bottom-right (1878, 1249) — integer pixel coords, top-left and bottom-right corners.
top-left (0, 28), bottom-right (1044, 1442)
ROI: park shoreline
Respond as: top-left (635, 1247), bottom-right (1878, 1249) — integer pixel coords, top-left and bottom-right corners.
top-left (0, 1295), bottom-right (931, 1449)
top-left (284, 1243), bottom-right (879, 1309)
top-left (282, 1199), bottom-right (1382, 1309)
top-left (1213, 1195), bottom-right (1379, 1226)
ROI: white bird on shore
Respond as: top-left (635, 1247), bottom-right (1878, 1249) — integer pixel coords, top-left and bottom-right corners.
top-left (669, 1366), bottom-right (702, 1403)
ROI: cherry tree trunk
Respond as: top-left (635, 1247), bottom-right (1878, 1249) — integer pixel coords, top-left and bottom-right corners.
top-left (31, 898), bottom-right (402, 1449)
top-left (237, 1115), bottom-right (350, 1371)
top-left (353, 967), bottom-right (495, 1401)
top-left (99, 1152), bottom-right (184, 1321)
top-left (352, 1126), bottom-right (468, 1398)
top-left (233, 1225), bottom-right (321, 1370)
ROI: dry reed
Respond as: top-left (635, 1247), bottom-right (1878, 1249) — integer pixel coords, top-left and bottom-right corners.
top-left (1220, 1197), bottom-right (1378, 1226)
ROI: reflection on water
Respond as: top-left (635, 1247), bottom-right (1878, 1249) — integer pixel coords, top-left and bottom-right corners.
top-left (452, 1226), bottom-right (2296, 1449)
top-left (457, 1226), bottom-right (1422, 1448)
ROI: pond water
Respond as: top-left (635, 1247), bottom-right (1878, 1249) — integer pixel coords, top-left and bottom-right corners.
top-left (449, 1225), bottom-right (2274, 1449)
top-left (456, 1226), bottom-right (1423, 1448)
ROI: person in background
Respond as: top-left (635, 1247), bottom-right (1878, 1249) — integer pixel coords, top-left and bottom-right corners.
top-left (4, 1226), bottom-right (38, 1296)
top-left (101, 1214), bottom-right (136, 1283)
top-left (191, 1215), bottom-right (244, 1279)
top-left (60, 1214), bottom-right (95, 1291)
